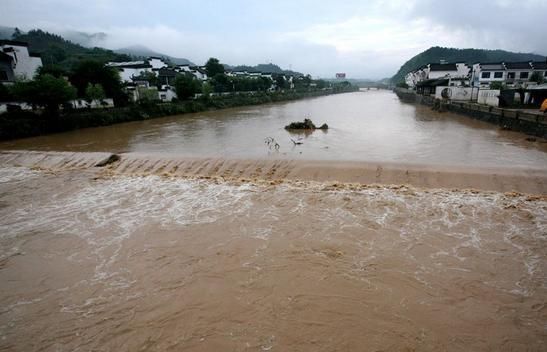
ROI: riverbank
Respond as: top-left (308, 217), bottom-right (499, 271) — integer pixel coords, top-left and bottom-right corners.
top-left (3, 150), bottom-right (546, 194)
top-left (394, 88), bottom-right (547, 138)
top-left (0, 87), bottom-right (357, 141)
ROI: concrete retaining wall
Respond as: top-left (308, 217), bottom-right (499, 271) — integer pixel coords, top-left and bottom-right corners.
top-left (394, 88), bottom-right (547, 138)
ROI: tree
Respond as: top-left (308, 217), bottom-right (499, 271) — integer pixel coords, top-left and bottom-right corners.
top-left (396, 82), bottom-right (409, 89)
top-left (489, 81), bottom-right (506, 90)
top-left (315, 79), bottom-right (328, 89)
top-left (133, 71), bottom-right (158, 87)
top-left (530, 71), bottom-right (545, 84)
top-left (70, 60), bottom-right (125, 105)
top-left (137, 86), bottom-right (159, 102)
top-left (12, 27), bottom-right (22, 39)
top-left (210, 73), bottom-right (229, 92)
top-left (11, 74), bottom-right (77, 114)
top-left (85, 83), bottom-right (106, 103)
top-left (174, 74), bottom-right (202, 100)
top-left (201, 82), bottom-right (213, 97)
top-left (37, 65), bottom-right (68, 78)
top-left (205, 58), bottom-right (225, 77)
top-left (0, 84), bottom-right (13, 102)
top-left (275, 75), bottom-right (287, 90)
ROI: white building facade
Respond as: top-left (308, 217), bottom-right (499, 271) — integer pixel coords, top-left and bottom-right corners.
top-left (0, 40), bottom-right (42, 82)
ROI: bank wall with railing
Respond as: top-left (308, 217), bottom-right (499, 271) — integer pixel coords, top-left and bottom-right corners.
top-left (394, 88), bottom-right (547, 138)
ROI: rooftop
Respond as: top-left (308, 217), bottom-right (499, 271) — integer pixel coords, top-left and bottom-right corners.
top-left (0, 39), bottom-right (29, 47)
top-left (531, 61), bottom-right (547, 69)
top-left (429, 63), bottom-right (457, 71)
top-left (504, 62), bottom-right (532, 70)
top-left (480, 63), bottom-right (505, 71)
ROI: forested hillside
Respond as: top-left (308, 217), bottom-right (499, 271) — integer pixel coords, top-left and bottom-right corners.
top-left (11, 29), bottom-right (131, 68)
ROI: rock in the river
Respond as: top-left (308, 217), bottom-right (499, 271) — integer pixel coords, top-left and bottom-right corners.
top-left (285, 118), bottom-right (328, 130)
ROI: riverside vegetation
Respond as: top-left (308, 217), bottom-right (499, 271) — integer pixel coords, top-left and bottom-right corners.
top-left (0, 85), bottom-right (357, 141)
top-left (0, 28), bottom-right (357, 140)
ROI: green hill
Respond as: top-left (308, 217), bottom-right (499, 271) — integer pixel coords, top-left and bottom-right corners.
top-left (11, 29), bottom-right (132, 68)
top-left (392, 46), bottom-right (546, 83)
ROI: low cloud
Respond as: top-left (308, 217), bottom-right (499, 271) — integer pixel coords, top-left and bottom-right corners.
top-left (2, 0), bottom-right (546, 79)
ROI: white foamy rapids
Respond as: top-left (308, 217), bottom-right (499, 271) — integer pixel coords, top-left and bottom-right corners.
top-left (0, 166), bottom-right (40, 184)
top-left (1, 170), bottom-right (546, 309)
top-left (0, 175), bottom-right (255, 282)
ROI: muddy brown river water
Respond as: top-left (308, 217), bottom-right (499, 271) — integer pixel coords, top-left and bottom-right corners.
top-left (1, 91), bottom-right (547, 351)
top-left (2, 90), bottom-right (547, 168)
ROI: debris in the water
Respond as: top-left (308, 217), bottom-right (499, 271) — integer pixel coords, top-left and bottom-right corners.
top-left (285, 118), bottom-right (328, 130)
top-left (290, 138), bottom-right (303, 145)
top-left (264, 137), bottom-right (280, 151)
top-left (95, 154), bottom-right (121, 167)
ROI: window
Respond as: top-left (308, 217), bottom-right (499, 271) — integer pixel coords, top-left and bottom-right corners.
top-left (520, 72), bottom-right (529, 79)
top-left (507, 72), bottom-right (515, 79)
top-left (481, 72), bottom-right (491, 79)
top-left (494, 72), bottom-right (503, 78)
top-left (544, 71), bottom-right (547, 77)
top-left (0, 70), bottom-right (8, 81)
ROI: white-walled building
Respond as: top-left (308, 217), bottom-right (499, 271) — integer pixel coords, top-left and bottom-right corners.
top-left (504, 62), bottom-right (533, 87)
top-left (471, 63), bottom-right (506, 88)
top-left (405, 62), bottom-right (470, 88)
top-left (106, 61), bottom-right (153, 83)
top-left (174, 65), bottom-right (208, 81)
top-left (0, 40), bottom-right (42, 83)
top-left (106, 57), bottom-right (169, 83)
top-left (148, 57), bottom-right (168, 70)
top-left (471, 61), bottom-right (547, 89)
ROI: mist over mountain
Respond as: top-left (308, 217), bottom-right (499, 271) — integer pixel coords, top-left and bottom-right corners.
top-left (61, 30), bottom-right (107, 48)
top-left (115, 45), bottom-right (194, 65)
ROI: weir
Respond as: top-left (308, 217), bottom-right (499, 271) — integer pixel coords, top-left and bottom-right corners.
top-left (2, 150), bottom-right (546, 194)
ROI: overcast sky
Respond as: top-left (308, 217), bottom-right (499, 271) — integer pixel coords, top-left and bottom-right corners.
top-left (3, 0), bottom-right (547, 78)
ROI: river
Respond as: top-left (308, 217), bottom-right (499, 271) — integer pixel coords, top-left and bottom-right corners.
top-left (2, 90), bottom-right (547, 168)
top-left (0, 90), bottom-right (546, 351)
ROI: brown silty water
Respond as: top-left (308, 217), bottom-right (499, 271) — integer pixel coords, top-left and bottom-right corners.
top-left (1, 91), bottom-right (547, 351)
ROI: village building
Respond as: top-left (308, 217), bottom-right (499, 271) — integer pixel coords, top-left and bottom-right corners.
top-left (471, 62), bottom-right (506, 89)
top-left (0, 40), bottom-right (42, 83)
top-left (405, 62), bottom-right (470, 89)
top-left (156, 67), bottom-right (178, 86)
top-left (106, 57), bottom-right (169, 83)
top-left (106, 60), bottom-right (153, 83)
top-left (504, 62), bottom-right (533, 87)
top-left (531, 61), bottom-right (547, 79)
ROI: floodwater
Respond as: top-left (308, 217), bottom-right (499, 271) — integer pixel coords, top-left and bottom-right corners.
top-left (1, 90), bottom-right (547, 351)
top-left (2, 90), bottom-right (547, 168)
top-left (0, 167), bottom-right (546, 351)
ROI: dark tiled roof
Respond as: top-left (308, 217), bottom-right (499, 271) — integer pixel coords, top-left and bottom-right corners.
top-left (157, 68), bottom-right (177, 77)
top-left (0, 39), bottom-right (28, 47)
top-left (504, 62), bottom-right (532, 70)
top-left (429, 63), bottom-right (457, 71)
top-left (480, 63), bottom-right (504, 71)
top-left (532, 61), bottom-right (547, 69)
top-left (416, 78), bottom-right (449, 87)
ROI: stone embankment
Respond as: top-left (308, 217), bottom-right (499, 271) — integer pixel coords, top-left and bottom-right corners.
top-left (394, 88), bottom-right (547, 138)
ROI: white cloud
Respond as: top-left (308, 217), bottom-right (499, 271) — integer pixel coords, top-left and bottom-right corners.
top-left (2, 0), bottom-right (546, 79)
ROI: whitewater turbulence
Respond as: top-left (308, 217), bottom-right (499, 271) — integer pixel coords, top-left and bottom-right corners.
top-left (0, 160), bottom-right (546, 351)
